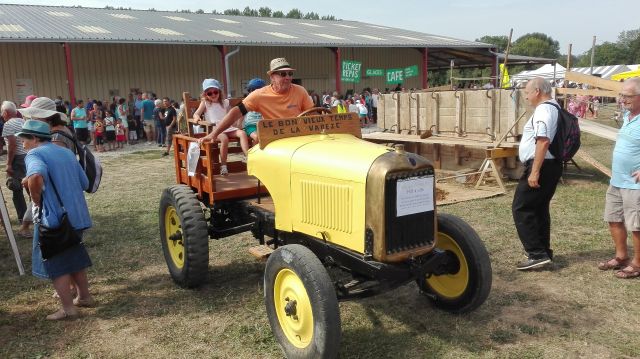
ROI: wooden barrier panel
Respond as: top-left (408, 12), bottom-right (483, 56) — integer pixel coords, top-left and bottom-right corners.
top-left (564, 71), bottom-right (623, 92)
top-left (555, 88), bottom-right (618, 98)
top-left (257, 113), bottom-right (361, 149)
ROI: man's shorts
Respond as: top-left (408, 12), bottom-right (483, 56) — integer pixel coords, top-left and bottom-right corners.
top-left (75, 128), bottom-right (89, 142)
top-left (166, 126), bottom-right (175, 145)
top-left (143, 120), bottom-right (156, 132)
top-left (604, 185), bottom-right (640, 231)
top-left (244, 124), bottom-right (257, 137)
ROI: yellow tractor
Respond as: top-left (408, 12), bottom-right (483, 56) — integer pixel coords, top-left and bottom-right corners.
top-left (160, 108), bottom-right (492, 358)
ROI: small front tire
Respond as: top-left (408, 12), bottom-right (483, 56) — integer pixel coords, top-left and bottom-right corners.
top-left (417, 213), bottom-right (492, 313)
top-left (264, 244), bottom-right (340, 359)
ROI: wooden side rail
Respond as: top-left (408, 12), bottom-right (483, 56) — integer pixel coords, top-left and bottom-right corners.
top-left (172, 134), bottom-right (266, 205)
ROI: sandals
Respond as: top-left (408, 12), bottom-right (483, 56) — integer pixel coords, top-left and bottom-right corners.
top-left (597, 257), bottom-right (630, 270)
top-left (46, 308), bottom-right (79, 321)
top-left (614, 264), bottom-right (640, 279)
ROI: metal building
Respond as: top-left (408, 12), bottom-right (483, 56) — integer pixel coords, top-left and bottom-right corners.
top-left (0, 4), bottom-right (501, 104)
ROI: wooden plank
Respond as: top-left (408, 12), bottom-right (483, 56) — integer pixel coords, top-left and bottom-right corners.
top-left (575, 150), bottom-right (611, 178)
top-left (363, 132), bottom-right (519, 148)
top-left (486, 147), bottom-right (519, 159)
top-left (257, 113), bottom-right (361, 149)
top-left (556, 88), bottom-right (618, 98)
top-left (564, 71), bottom-right (623, 92)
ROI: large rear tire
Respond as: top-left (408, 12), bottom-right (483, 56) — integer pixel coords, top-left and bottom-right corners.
top-left (159, 184), bottom-right (209, 288)
top-left (417, 213), bottom-right (492, 313)
top-left (264, 244), bottom-right (340, 359)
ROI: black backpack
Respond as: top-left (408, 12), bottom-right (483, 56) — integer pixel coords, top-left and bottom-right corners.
top-left (52, 130), bottom-right (103, 193)
top-left (544, 101), bottom-right (581, 162)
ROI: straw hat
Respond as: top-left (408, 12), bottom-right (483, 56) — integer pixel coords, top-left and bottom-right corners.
top-left (267, 58), bottom-right (296, 75)
top-left (17, 97), bottom-right (68, 123)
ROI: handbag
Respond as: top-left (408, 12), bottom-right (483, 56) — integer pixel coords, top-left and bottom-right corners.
top-left (37, 174), bottom-right (82, 260)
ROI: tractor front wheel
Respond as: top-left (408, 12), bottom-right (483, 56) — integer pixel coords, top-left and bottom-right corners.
top-left (264, 244), bottom-right (340, 359)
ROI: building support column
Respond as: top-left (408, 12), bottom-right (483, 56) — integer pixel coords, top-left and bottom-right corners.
top-left (330, 47), bottom-right (341, 93)
top-left (420, 47), bottom-right (428, 89)
top-left (63, 42), bottom-right (75, 107)
top-left (216, 45), bottom-right (228, 93)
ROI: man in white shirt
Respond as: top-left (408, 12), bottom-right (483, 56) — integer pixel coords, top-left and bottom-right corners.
top-left (512, 77), bottom-right (563, 270)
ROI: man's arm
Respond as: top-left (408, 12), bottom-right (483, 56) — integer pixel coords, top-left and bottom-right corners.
top-left (197, 106), bottom-right (243, 144)
top-left (5, 136), bottom-right (17, 176)
top-left (528, 137), bottom-right (550, 188)
top-left (26, 174), bottom-right (44, 206)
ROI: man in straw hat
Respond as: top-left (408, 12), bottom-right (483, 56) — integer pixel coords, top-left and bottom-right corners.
top-left (198, 57), bottom-right (314, 144)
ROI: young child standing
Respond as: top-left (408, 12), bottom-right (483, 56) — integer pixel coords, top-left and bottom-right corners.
top-left (94, 117), bottom-right (105, 152)
top-left (104, 110), bottom-right (116, 151)
top-left (243, 78), bottom-right (266, 144)
top-left (193, 78), bottom-right (249, 175)
top-left (115, 118), bottom-right (126, 149)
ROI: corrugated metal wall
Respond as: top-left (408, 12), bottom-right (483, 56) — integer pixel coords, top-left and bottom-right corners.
top-left (71, 43), bottom-right (222, 103)
top-left (0, 43), bottom-right (67, 104)
top-left (0, 43), bottom-right (425, 105)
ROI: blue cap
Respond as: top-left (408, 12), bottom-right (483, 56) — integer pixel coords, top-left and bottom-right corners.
top-left (247, 78), bottom-right (267, 92)
top-left (16, 119), bottom-right (52, 139)
top-left (202, 78), bottom-right (222, 92)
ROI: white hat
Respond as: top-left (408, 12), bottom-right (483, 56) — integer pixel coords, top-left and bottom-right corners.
top-left (17, 97), bottom-right (68, 123)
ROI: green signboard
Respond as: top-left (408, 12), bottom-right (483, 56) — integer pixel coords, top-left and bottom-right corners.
top-left (365, 68), bottom-right (384, 77)
top-left (404, 65), bottom-right (419, 78)
top-left (386, 68), bottom-right (404, 84)
top-left (341, 60), bottom-right (362, 83)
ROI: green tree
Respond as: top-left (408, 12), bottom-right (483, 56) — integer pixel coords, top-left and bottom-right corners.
top-left (286, 8), bottom-right (303, 19)
top-left (304, 12), bottom-right (320, 20)
top-left (511, 33), bottom-right (560, 59)
top-left (195, 9), bottom-right (204, 14)
top-left (223, 8), bottom-right (241, 16)
top-left (575, 42), bottom-right (628, 67)
top-left (618, 28), bottom-right (640, 48)
top-left (242, 6), bottom-right (258, 17)
top-left (628, 36), bottom-right (640, 63)
top-left (321, 15), bottom-right (337, 20)
top-left (476, 35), bottom-right (509, 52)
top-left (272, 11), bottom-right (285, 18)
top-left (258, 7), bottom-right (272, 17)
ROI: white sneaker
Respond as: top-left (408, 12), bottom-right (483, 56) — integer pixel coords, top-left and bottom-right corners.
top-left (220, 165), bottom-right (228, 176)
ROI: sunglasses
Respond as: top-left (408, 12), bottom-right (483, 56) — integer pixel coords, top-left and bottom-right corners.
top-left (205, 89), bottom-right (220, 96)
top-left (276, 71), bottom-right (294, 77)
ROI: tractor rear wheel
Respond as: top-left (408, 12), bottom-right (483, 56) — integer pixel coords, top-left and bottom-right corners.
top-left (159, 184), bottom-right (209, 288)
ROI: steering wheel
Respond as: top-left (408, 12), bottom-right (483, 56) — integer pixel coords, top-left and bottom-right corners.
top-left (297, 107), bottom-right (332, 117)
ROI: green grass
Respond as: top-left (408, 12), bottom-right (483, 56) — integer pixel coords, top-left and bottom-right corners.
top-left (1, 137), bottom-right (639, 359)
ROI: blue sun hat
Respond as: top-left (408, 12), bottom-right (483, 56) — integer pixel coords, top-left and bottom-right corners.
top-left (247, 78), bottom-right (266, 92)
top-left (16, 119), bottom-right (52, 139)
top-left (202, 78), bottom-right (222, 92)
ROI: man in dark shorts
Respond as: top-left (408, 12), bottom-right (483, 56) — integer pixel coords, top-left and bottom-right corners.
top-left (162, 98), bottom-right (177, 156)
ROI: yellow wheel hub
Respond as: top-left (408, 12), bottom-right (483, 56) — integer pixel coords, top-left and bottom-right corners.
top-left (164, 205), bottom-right (184, 269)
top-left (273, 268), bottom-right (313, 349)
top-left (426, 232), bottom-right (469, 298)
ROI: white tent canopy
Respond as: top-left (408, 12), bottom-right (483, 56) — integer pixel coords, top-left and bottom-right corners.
top-left (512, 64), bottom-right (633, 84)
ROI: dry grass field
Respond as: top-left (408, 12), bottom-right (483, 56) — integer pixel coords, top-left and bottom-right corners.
top-left (1, 118), bottom-right (639, 358)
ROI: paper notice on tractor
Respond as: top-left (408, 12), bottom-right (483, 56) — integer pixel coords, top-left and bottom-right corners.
top-left (396, 176), bottom-right (434, 216)
top-left (187, 142), bottom-right (200, 176)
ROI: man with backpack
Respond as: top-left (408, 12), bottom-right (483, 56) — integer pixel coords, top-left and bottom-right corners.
top-left (512, 77), bottom-right (564, 270)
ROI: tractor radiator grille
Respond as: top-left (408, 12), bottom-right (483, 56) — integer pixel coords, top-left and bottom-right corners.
top-left (301, 180), bottom-right (353, 234)
top-left (384, 170), bottom-right (435, 254)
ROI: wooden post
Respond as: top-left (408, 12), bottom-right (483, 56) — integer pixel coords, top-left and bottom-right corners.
top-left (566, 44), bottom-right (573, 110)
top-left (590, 36), bottom-right (596, 75)
top-left (500, 29), bottom-right (513, 88)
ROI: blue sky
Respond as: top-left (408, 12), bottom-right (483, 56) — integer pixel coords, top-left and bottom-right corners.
top-left (9, 0), bottom-right (640, 55)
